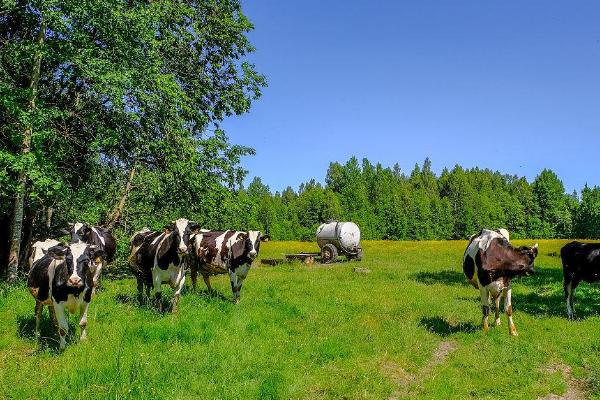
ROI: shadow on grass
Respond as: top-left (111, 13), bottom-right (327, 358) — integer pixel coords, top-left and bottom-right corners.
top-left (419, 316), bottom-right (479, 337)
top-left (411, 269), bottom-right (469, 287)
top-left (16, 313), bottom-right (76, 353)
top-left (516, 266), bottom-right (600, 319)
top-left (114, 293), bottom-right (174, 314)
top-left (192, 288), bottom-right (230, 302)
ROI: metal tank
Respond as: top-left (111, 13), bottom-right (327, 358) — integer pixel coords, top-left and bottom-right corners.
top-left (316, 221), bottom-right (363, 263)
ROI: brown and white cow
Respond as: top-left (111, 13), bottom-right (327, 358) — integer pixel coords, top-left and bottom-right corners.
top-left (69, 223), bottom-right (116, 291)
top-left (28, 242), bottom-right (106, 350)
top-left (128, 219), bottom-right (199, 312)
top-left (463, 229), bottom-right (537, 336)
top-left (188, 230), bottom-right (263, 303)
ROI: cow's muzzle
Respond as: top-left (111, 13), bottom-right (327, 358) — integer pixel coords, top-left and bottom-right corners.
top-left (67, 277), bottom-right (83, 287)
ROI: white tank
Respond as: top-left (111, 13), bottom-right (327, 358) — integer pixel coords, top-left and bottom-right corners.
top-left (316, 221), bottom-right (361, 253)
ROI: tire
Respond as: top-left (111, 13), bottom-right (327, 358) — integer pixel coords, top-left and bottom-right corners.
top-left (355, 248), bottom-right (364, 261)
top-left (321, 243), bottom-right (338, 264)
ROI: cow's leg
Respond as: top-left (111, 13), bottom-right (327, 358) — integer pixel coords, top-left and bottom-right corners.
top-left (79, 301), bottom-right (90, 341)
top-left (92, 263), bottom-right (103, 295)
top-left (54, 302), bottom-right (69, 351)
top-left (190, 265), bottom-right (198, 292)
top-left (229, 271), bottom-right (241, 304)
top-left (171, 273), bottom-right (186, 313)
top-left (565, 276), bottom-right (580, 320)
top-left (136, 276), bottom-right (145, 303)
top-left (479, 286), bottom-right (490, 333)
top-left (49, 304), bottom-right (58, 328)
top-left (152, 269), bottom-right (163, 312)
top-left (494, 293), bottom-right (502, 326)
top-left (202, 274), bottom-right (212, 292)
top-left (34, 301), bottom-right (43, 339)
top-left (504, 286), bottom-right (517, 336)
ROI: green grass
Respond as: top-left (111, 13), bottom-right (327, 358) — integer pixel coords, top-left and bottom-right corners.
top-left (1, 240), bottom-right (600, 399)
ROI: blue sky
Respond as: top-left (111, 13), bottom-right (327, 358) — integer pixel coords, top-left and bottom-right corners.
top-left (222, 1), bottom-right (600, 193)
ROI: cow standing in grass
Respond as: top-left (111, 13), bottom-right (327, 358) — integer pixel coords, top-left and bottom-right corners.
top-left (463, 229), bottom-right (538, 336)
top-left (560, 241), bottom-right (600, 320)
top-left (188, 230), bottom-right (263, 303)
top-left (69, 223), bottom-right (116, 292)
top-left (128, 219), bottom-right (199, 312)
top-left (28, 242), bottom-right (106, 350)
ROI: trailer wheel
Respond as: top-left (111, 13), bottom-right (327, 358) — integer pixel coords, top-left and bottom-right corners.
top-left (321, 244), bottom-right (338, 264)
top-left (355, 248), bottom-right (364, 261)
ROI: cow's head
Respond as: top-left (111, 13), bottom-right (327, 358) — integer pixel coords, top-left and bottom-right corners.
top-left (59, 243), bottom-right (105, 288)
top-left (232, 231), bottom-right (263, 260)
top-left (484, 239), bottom-right (538, 278)
top-left (69, 222), bottom-right (91, 243)
top-left (513, 243), bottom-right (538, 276)
top-left (166, 218), bottom-right (200, 255)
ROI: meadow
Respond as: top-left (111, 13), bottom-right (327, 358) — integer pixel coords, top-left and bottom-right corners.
top-left (1, 240), bottom-right (599, 399)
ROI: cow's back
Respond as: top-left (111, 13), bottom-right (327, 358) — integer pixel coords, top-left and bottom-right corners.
top-left (463, 230), bottom-right (507, 288)
top-left (561, 241), bottom-right (600, 281)
top-left (191, 230), bottom-right (238, 274)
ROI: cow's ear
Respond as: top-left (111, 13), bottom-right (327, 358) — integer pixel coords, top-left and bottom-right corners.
top-left (162, 224), bottom-right (172, 233)
top-left (260, 234), bottom-right (271, 242)
top-left (532, 243), bottom-right (539, 257)
top-left (231, 239), bottom-right (246, 259)
top-left (236, 232), bottom-right (248, 241)
top-left (46, 245), bottom-right (68, 260)
top-left (92, 248), bottom-right (107, 263)
top-left (189, 222), bottom-right (201, 233)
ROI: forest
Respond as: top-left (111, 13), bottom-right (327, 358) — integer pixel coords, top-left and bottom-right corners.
top-left (2, 1), bottom-right (600, 281)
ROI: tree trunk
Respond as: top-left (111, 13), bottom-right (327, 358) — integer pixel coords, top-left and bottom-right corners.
top-left (106, 161), bottom-right (137, 230)
top-left (7, 14), bottom-right (46, 283)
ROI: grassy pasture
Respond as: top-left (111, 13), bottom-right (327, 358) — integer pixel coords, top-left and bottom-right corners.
top-left (1, 240), bottom-right (600, 399)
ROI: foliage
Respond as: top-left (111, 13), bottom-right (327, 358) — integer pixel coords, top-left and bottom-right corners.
top-left (0, 0), bottom-right (265, 275)
top-left (237, 158), bottom-right (589, 241)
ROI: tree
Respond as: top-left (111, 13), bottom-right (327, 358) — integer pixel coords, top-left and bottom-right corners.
top-left (532, 169), bottom-right (573, 238)
top-left (0, 0), bottom-right (265, 280)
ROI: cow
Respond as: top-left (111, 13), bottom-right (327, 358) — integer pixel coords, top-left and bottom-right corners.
top-left (28, 239), bottom-right (61, 271)
top-left (188, 230), bottom-right (263, 303)
top-left (128, 218), bottom-right (200, 312)
top-left (560, 241), bottom-right (600, 320)
top-left (463, 229), bottom-right (538, 336)
top-left (69, 223), bottom-right (116, 291)
top-left (27, 242), bottom-right (106, 350)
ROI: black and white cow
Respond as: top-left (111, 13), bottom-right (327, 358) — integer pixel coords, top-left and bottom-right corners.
top-left (463, 229), bottom-right (538, 336)
top-left (128, 218), bottom-right (199, 312)
top-left (188, 230), bottom-right (263, 303)
top-left (561, 241), bottom-right (600, 320)
top-left (69, 223), bottom-right (116, 291)
top-left (27, 242), bottom-right (106, 350)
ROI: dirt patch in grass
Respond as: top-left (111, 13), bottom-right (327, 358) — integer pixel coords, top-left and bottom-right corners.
top-left (539, 363), bottom-right (587, 400)
top-left (383, 340), bottom-right (457, 399)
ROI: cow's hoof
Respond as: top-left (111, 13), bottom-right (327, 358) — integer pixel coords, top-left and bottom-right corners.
top-left (509, 326), bottom-right (518, 336)
top-left (494, 319), bottom-right (501, 326)
top-left (233, 298), bottom-right (240, 305)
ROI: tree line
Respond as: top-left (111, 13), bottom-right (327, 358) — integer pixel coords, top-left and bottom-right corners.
top-left (239, 157), bottom-right (599, 242)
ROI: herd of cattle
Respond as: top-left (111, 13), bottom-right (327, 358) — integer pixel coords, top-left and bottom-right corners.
top-left (27, 219), bottom-right (264, 350)
top-left (25, 221), bottom-right (600, 350)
